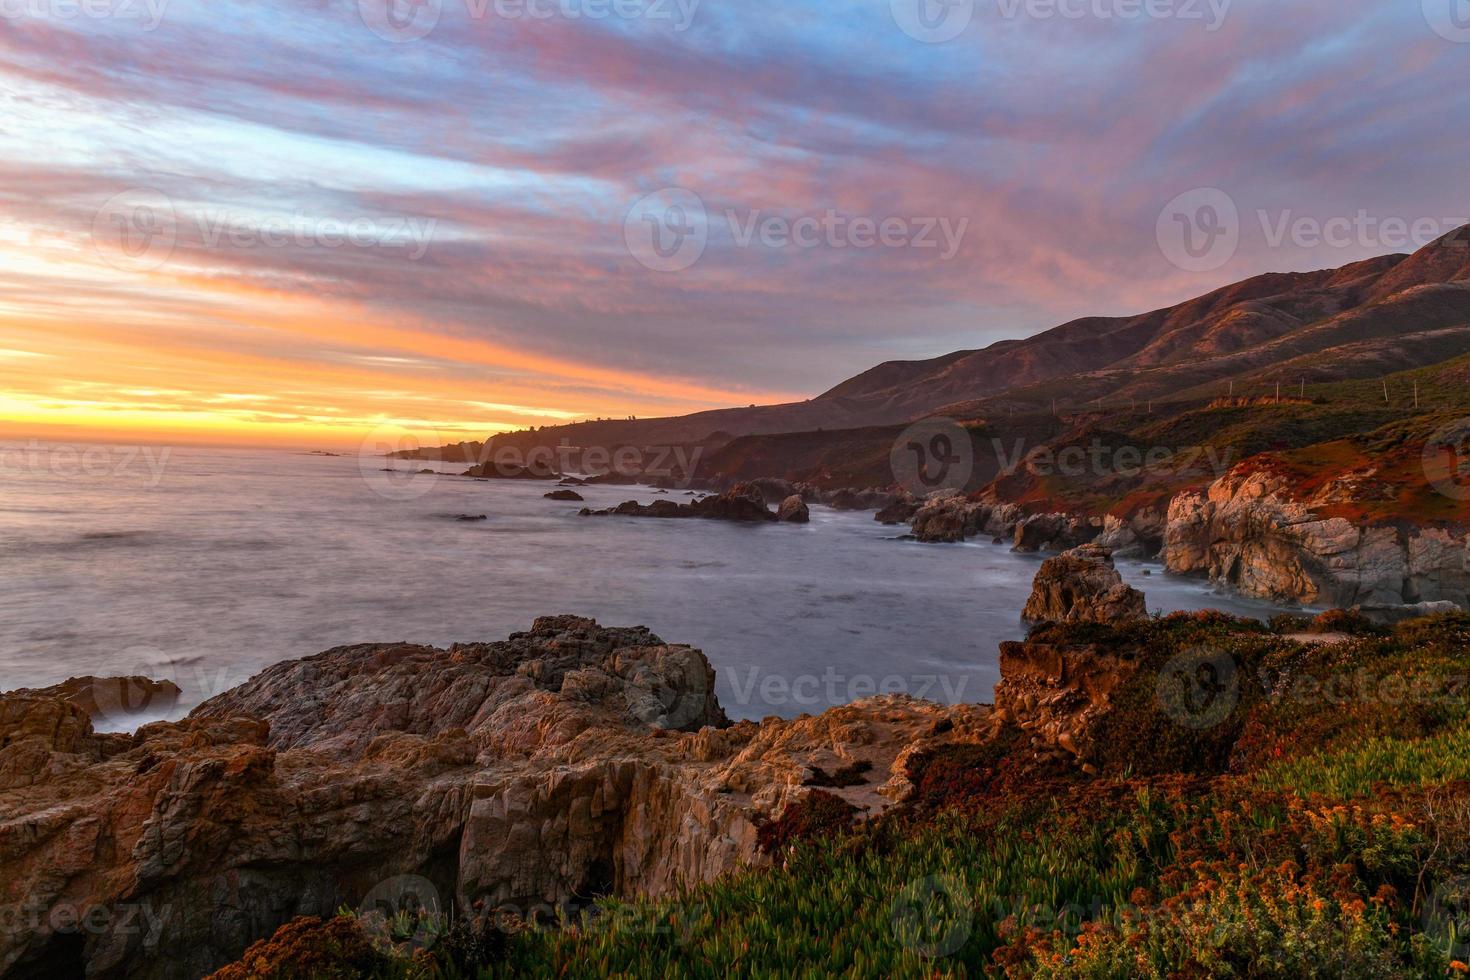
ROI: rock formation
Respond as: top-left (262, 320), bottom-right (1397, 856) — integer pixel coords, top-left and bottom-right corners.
top-left (0, 618), bottom-right (990, 980)
top-left (777, 495), bottom-right (810, 523)
top-left (580, 483), bottom-right (775, 522)
top-left (544, 490), bottom-right (585, 502)
top-left (1021, 544), bottom-right (1149, 625)
top-left (1164, 467), bottom-right (1469, 607)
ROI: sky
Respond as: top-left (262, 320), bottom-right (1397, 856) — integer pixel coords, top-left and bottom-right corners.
top-left (0, 0), bottom-right (1466, 448)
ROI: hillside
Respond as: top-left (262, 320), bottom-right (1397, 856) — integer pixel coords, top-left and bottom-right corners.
top-left (462, 225), bottom-right (1470, 453)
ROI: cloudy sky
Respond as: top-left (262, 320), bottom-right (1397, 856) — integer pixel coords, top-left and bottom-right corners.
top-left (0, 0), bottom-right (1466, 446)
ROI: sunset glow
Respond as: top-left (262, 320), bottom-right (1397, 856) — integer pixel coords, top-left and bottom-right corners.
top-left (1, 1), bottom-right (1465, 447)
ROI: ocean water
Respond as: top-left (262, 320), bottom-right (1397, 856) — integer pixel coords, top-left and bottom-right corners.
top-left (0, 441), bottom-right (1298, 728)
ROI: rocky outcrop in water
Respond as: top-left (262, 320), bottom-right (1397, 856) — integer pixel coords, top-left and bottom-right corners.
top-left (1164, 468), bottom-right (1469, 607)
top-left (777, 495), bottom-right (810, 523)
top-left (0, 617), bottom-right (991, 980)
top-left (580, 483), bottom-right (776, 522)
top-left (1022, 544), bottom-right (1148, 625)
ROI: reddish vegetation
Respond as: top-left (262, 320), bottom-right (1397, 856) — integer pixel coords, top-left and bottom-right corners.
top-left (205, 916), bottom-right (392, 980)
top-left (756, 790), bottom-right (861, 855)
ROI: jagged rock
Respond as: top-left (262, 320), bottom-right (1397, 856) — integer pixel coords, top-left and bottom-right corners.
top-left (544, 490), bottom-right (585, 502)
top-left (1164, 467), bottom-right (1469, 607)
top-left (993, 634), bottom-right (1142, 765)
top-left (0, 618), bottom-right (990, 979)
top-left (1022, 544), bottom-right (1148, 625)
top-left (1094, 508), bottom-right (1166, 559)
top-left (909, 492), bottom-right (988, 543)
top-left (777, 495), bottom-right (810, 523)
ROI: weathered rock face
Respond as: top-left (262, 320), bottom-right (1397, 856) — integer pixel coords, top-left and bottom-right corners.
top-left (1094, 507), bottom-right (1167, 559)
top-left (1164, 468), bottom-right (1470, 607)
top-left (0, 618), bottom-right (989, 980)
top-left (544, 489), bottom-right (585, 502)
top-left (908, 493), bottom-right (1021, 543)
top-left (776, 495), bottom-right (810, 523)
top-left (906, 494), bottom-right (1101, 554)
top-left (993, 635), bottom-right (1143, 765)
top-left (1022, 544), bottom-right (1148, 625)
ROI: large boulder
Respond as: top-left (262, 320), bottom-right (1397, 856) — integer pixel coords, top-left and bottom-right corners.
top-left (1022, 544), bottom-right (1148, 625)
top-left (777, 495), bottom-right (810, 523)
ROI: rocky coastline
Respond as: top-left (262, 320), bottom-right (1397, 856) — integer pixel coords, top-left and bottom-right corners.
top-left (0, 542), bottom-right (1168, 980)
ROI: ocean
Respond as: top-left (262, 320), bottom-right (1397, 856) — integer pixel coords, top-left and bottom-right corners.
top-left (0, 441), bottom-right (1298, 728)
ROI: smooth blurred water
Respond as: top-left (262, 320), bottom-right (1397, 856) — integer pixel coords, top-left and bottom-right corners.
top-left (0, 441), bottom-right (1298, 727)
